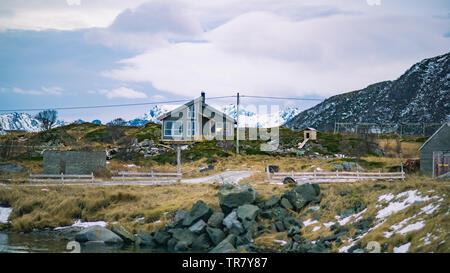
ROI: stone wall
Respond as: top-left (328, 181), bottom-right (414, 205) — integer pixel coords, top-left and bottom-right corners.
top-left (43, 150), bottom-right (106, 174)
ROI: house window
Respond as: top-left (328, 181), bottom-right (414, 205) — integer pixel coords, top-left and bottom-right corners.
top-left (215, 122), bottom-right (223, 135)
top-left (187, 121), bottom-right (195, 136)
top-left (187, 106), bottom-right (195, 119)
top-left (164, 121), bottom-right (183, 136)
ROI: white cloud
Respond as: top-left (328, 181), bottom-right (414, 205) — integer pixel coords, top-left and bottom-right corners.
top-left (12, 86), bottom-right (64, 95)
top-left (102, 11), bottom-right (449, 98)
top-left (99, 87), bottom-right (147, 99)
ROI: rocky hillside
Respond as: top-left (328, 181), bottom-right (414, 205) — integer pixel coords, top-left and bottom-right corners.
top-left (285, 52), bottom-right (450, 131)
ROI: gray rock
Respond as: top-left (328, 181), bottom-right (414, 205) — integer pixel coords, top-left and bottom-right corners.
top-left (260, 210), bottom-right (272, 219)
top-left (236, 204), bottom-right (259, 222)
top-left (182, 200), bottom-right (213, 227)
top-left (283, 177), bottom-right (296, 184)
top-left (75, 226), bottom-right (123, 245)
top-left (136, 230), bottom-right (156, 247)
top-left (174, 210), bottom-right (187, 227)
top-left (169, 228), bottom-right (196, 246)
top-left (282, 183), bottom-right (321, 212)
top-left (352, 248), bottom-right (365, 253)
top-left (207, 212), bottom-right (224, 228)
top-left (209, 241), bottom-right (237, 253)
top-left (272, 207), bottom-right (289, 221)
top-left (192, 233), bottom-right (212, 251)
top-left (153, 228), bottom-right (171, 245)
top-left (174, 241), bottom-right (190, 252)
top-left (280, 198), bottom-right (293, 210)
top-left (287, 226), bottom-right (301, 237)
top-left (206, 227), bottom-right (225, 246)
top-left (0, 162), bottom-right (26, 173)
top-left (223, 211), bottom-right (245, 235)
top-left (283, 216), bottom-right (303, 230)
top-left (218, 183), bottom-right (257, 214)
top-left (111, 224), bottom-right (135, 243)
top-left (263, 195), bottom-right (280, 209)
top-left (189, 219), bottom-right (207, 234)
top-left (343, 162), bottom-right (364, 171)
top-left (274, 221), bottom-right (285, 232)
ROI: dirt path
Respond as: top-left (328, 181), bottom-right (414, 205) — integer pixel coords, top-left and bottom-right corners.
top-left (181, 170), bottom-right (254, 184)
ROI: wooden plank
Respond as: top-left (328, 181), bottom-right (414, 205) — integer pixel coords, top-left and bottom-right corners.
top-left (30, 174), bottom-right (92, 178)
top-left (111, 176), bottom-right (175, 180)
top-left (118, 172), bottom-right (181, 176)
top-left (273, 171), bottom-right (403, 175)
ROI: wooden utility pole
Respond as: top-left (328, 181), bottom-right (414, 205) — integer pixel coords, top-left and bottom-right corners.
top-left (236, 92), bottom-right (240, 155)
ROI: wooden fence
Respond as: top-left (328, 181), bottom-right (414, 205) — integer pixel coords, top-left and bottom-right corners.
top-left (30, 173), bottom-right (94, 185)
top-left (266, 168), bottom-right (405, 184)
top-left (111, 171), bottom-right (181, 185)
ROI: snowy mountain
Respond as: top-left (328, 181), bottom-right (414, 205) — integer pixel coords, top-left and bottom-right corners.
top-left (0, 112), bottom-right (66, 132)
top-left (127, 104), bottom-right (302, 128)
top-left (285, 52), bottom-right (450, 131)
top-left (0, 112), bottom-right (41, 132)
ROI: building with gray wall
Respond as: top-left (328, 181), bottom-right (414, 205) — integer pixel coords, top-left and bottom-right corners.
top-left (43, 150), bottom-right (106, 174)
top-left (419, 122), bottom-right (450, 176)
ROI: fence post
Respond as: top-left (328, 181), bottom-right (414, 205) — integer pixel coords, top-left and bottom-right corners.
top-left (151, 169), bottom-right (154, 180)
top-left (61, 172), bottom-right (64, 185)
top-left (313, 170), bottom-right (316, 183)
top-left (266, 166), bottom-right (270, 182)
top-left (91, 172), bottom-right (94, 185)
top-left (400, 161), bottom-right (404, 181)
top-left (29, 174), bottom-right (32, 185)
top-left (357, 170), bottom-right (359, 180)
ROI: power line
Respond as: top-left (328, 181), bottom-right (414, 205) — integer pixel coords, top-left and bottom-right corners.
top-left (240, 95), bottom-right (324, 101)
top-left (0, 94), bottom-right (323, 112)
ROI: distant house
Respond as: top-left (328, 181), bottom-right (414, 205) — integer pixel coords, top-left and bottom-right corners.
top-left (419, 122), bottom-right (450, 177)
top-left (157, 92), bottom-right (236, 142)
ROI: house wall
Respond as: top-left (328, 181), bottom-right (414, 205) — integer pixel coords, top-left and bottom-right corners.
top-left (420, 125), bottom-right (450, 175)
top-left (43, 150), bottom-right (106, 174)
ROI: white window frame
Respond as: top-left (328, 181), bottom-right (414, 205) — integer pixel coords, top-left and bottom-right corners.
top-left (164, 121), bottom-right (183, 137)
top-left (187, 121), bottom-right (195, 136)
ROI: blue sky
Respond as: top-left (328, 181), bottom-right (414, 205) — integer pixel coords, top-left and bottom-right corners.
top-left (0, 0), bottom-right (449, 123)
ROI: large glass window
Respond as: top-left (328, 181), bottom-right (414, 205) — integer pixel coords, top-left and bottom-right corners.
top-left (164, 121), bottom-right (183, 136)
top-left (187, 121), bottom-right (195, 136)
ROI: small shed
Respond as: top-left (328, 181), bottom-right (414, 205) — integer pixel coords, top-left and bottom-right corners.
top-left (304, 128), bottom-right (317, 141)
top-left (419, 122), bottom-right (450, 177)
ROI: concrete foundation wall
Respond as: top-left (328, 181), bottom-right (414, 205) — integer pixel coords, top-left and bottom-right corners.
top-left (43, 150), bottom-right (106, 174)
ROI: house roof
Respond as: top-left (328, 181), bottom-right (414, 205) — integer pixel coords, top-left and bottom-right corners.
top-left (419, 121), bottom-right (450, 151)
top-left (157, 96), bottom-right (236, 123)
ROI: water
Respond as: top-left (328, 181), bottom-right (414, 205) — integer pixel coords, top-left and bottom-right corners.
top-left (0, 232), bottom-right (165, 253)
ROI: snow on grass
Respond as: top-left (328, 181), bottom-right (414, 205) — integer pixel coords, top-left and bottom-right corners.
top-left (336, 209), bottom-right (367, 226)
top-left (312, 226), bottom-right (321, 232)
top-left (323, 222), bottom-right (335, 228)
top-left (274, 239), bottom-right (287, 246)
top-left (378, 193), bottom-right (395, 203)
top-left (420, 233), bottom-right (439, 246)
top-left (393, 242), bottom-right (411, 253)
top-left (54, 219), bottom-right (107, 230)
top-left (421, 202), bottom-right (440, 215)
top-left (0, 207), bottom-right (12, 224)
top-left (376, 190), bottom-right (434, 220)
top-left (303, 219), bottom-right (318, 226)
top-left (398, 221), bottom-right (425, 235)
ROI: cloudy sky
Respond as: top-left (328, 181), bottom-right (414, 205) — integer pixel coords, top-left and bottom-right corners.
top-left (0, 0), bottom-right (449, 123)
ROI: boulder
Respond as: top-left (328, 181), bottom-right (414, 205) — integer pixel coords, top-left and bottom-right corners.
top-left (192, 233), bottom-right (213, 251)
top-left (207, 212), bottom-right (224, 228)
top-left (189, 219), bottom-right (207, 234)
top-left (287, 226), bottom-right (301, 237)
top-left (272, 207), bottom-right (288, 221)
top-left (209, 235), bottom-right (238, 253)
top-left (0, 162), bottom-right (26, 173)
top-left (111, 224), bottom-right (135, 244)
top-left (282, 183), bottom-right (321, 212)
top-left (267, 165), bottom-right (279, 173)
top-left (168, 228), bottom-right (196, 247)
top-left (153, 228), bottom-right (171, 245)
top-left (75, 226), bottom-right (123, 245)
top-left (263, 195), bottom-right (280, 209)
top-left (174, 210), bottom-right (188, 227)
top-left (260, 210), bottom-right (272, 219)
top-left (218, 184), bottom-right (257, 214)
top-left (206, 227), bottom-right (225, 246)
top-left (182, 200), bottom-right (213, 227)
top-left (280, 198), bottom-right (293, 210)
top-left (343, 162), bottom-right (364, 171)
top-left (236, 204), bottom-right (259, 222)
top-left (136, 230), bottom-right (157, 247)
top-left (283, 177), bottom-right (296, 184)
top-left (223, 211), bottom-right (245, 235)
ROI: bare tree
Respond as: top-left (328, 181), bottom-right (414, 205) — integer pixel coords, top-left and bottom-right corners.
top-left (35, 109), bottom-right (58, 131)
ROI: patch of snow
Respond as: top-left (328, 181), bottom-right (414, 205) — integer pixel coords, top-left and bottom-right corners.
top-left (337, 209), bottom-right (367, 226)
top-left (421, 203), bottom-right (440, 215)
top-left (54, 219), bottom-right (107, 230)
top-left (312, 226), bottom-right (321, 232)
top-left (393, 242), bottom-right (411, 253)
top-left (0, 207), bottom-right (12, 224)
top-left (398, 221), bottom-right (425, 235)
top-left (274, 239), bottom-right (287, 246)
top-left (378, 193), bottom-right (395, 202)
top-left (303, 219), bottom-right (318, 226)
top-left (323, 221), bottom-right (335, 228)
top-left (376, 190), bottom-right (434, 220)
